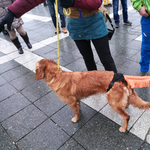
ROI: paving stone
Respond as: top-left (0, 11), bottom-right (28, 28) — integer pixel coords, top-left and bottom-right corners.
top-left (73, 113), bottom-right (123, 150)
top-left (1, 65), bottom-right (30, 82)
top-left (51, 102), bottom-right (97, 136)
top-left (0, 60), bottom-right (20, 74)
top-left (125, 40), bottom-right (141, 51)
top-left (2, 104), bottom-right (47, 142)
top-left (65, 58), bottom-right (87, 71)
top-left (130, 110), bottom-right (150, 143)
top-left (0, 83), bottom-right (17, 102)
top-left (0, 75), bottom-right (7, 86)
top-left (33, 45), bottom-right (55, 55)
top-left (34, 92), bottom-right (66, 116)
top-left (114, 132), bottom-right (144, 150)
top-left (21, 80), bottom-right (51, 102)
top-left (0, 51), bottom-right (4, 57)
top-left (10, 72), bottom-right (36, 91)
top-left (58, 138), bottom-right (85, 150)
top-left (17, 119), bottom-right (69, 150)
top-left (0, 93), bottom-right (30, 122)
top-left (0, 125), bottom-right (17, 150)
top-left (117, 60), bottom-right (141, 76)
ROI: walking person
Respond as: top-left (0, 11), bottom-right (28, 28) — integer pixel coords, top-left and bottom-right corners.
top-left (113, 0), bottom-right (132, 28)
top-left (131, 0), bottom-right (150, 76)
top-left (0, 0), bottom-right (32, 54)
top-left (0, 0), bottom-right (117, 73)
top-left (46, 0), bottom-right (67, 34)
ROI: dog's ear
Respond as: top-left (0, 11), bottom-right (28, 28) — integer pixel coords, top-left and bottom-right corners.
top-left (35, 61), bottom-right (45, 80)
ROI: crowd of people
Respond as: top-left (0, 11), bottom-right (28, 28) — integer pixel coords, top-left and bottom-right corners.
top-left (0, 0), bottom-right (149, 76)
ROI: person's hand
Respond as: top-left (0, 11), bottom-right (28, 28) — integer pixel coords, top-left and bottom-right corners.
top-left (139, 6), bottom-right (149, 17)
top-left (0, 10), bottom-right (15, 32)
top-left (59, 0), bottom-right (75, 9)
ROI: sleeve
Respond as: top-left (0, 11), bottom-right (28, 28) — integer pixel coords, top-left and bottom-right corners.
top-left (8, 0), bottom-right (46, 18)
top-left (130, 0), bottom-right (142, 12)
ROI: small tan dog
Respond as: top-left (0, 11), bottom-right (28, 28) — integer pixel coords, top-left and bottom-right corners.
top-left (35, 59), bottom-right (150, 132)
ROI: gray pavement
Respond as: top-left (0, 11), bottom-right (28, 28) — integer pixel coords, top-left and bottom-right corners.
top-left (0, 1), bottom-right (150, 150)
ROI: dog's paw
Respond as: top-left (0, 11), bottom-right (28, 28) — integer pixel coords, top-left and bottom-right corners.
top-left (71, 117), bottom-right (78, 123)
top-left (119, 127), bottom-right (126, 132)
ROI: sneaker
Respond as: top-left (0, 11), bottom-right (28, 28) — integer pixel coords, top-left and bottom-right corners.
top-left (124, 21), bottom-right (132, 26)
top-left (140, 71), bottom-right (148, 76)
top-left (115, 23), bottom-right (119, 28)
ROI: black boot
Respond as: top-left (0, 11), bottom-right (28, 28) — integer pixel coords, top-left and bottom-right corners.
top-left (11, 37), bottom-right (24, 54)
top-left (20, 32), bottom-right (32, 49)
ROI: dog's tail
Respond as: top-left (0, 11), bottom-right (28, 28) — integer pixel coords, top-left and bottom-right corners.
top-left (128, 88), bottom-right (150, 110)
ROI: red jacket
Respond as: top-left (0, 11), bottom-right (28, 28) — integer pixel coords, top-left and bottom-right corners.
top-left (8, 0), bottom-right (45, 18)
top-left (8, 0), bottom-right (102, 18)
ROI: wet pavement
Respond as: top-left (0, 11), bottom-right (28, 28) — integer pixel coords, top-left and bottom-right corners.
top-left (0, 1), bottom-right (150, 150)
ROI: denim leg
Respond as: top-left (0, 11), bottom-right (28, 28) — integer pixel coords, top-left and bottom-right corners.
top-left (113, 0), bottom-right (119, 23)
top-left (120, 0), bottom-right (128, 22)
top-left (46, 0), bottom-right (57, 28)
top-left (58, 0), bottom-right (66, 28)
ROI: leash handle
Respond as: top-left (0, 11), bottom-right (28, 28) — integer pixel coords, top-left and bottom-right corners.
top-left (63, 8), bottom-right (71, 16)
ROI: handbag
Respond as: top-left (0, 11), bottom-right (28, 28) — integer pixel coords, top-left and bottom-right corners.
top-left (99, 6), bottom-right (115, 40)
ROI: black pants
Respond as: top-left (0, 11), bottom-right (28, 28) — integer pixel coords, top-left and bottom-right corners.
top-left (74, 35), bottom-right (117, 73)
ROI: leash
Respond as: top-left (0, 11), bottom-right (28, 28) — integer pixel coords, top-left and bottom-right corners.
top-left (55, 1), bottom-right (71, 70)
top-left (55, 0), bottom-right (60, 70)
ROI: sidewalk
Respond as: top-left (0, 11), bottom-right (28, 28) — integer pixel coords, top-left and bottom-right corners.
top-left (0, 1), bottom-right (150, 150)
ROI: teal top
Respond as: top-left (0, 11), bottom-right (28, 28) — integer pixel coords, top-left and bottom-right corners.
top-left (67, 12), bottom-right (108, 40)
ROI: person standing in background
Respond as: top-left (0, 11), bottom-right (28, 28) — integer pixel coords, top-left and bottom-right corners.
top-left (113, 0), bottom-right (132, 28)
top-left (103, 0), bottom-right (112, 7)
top-left (131, 0), bottom-right (150, 76)
top-left (0, 0), bottom-right (32, 54)
top-left (46, 0), bottom-right (67, 34)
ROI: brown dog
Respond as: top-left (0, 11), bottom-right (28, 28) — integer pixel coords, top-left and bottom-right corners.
top-left (35, 59), bottom-right (150, 132)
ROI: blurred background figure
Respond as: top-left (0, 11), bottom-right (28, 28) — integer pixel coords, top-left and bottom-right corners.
top-left (103, 0), bottom-right (112, 7)
top-left (113, 0), bottom-right (132, 28)
top-left (0, 0), bottom-right (32, 54)
top-left (46, 0), bottom-right (67, 34)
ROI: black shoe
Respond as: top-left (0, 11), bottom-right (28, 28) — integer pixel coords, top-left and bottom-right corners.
top-left (26, 42), bottom-right (32, 49)
top-left (18, 47), bottom-right (24, 54)
top-left (140, 71), bottom-right (148, 76)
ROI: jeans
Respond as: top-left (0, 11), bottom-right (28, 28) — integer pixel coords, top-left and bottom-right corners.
top-left (46, 0), bottom-right (66, 28)
top-left (113, 0), bottom-right (128, 24)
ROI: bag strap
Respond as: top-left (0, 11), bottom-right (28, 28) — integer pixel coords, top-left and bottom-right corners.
top-left (106, 14), bottom-right (115, 31)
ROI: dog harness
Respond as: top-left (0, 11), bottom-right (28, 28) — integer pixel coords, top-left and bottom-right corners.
top-left (107, 73), bottom-right (127, 92)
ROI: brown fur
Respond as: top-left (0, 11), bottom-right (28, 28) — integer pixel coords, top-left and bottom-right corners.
top-left (35, 59), bottom-right (150, 132)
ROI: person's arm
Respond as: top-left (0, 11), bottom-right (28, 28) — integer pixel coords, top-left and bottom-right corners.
top-left (130, 0), bottom-right (142, 12)
top-left (131, 0), bottom-right (149, 17)
top-left (8, 0), bottom-right (46, 18)
top-left (0, 0), bottom-right (45, 32)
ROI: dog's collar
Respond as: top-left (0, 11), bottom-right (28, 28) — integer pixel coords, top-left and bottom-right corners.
top-left (107, 73), bottom-right (127, 92)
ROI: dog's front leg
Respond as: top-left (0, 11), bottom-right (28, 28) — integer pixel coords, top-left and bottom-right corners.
top-left (58, 95), bottom-right (80, 122)
top-left (68, 100), bottom-right (80, 123)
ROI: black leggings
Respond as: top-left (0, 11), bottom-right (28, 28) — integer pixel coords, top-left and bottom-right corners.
top-left (74, 35), bottom-right (117, 73)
